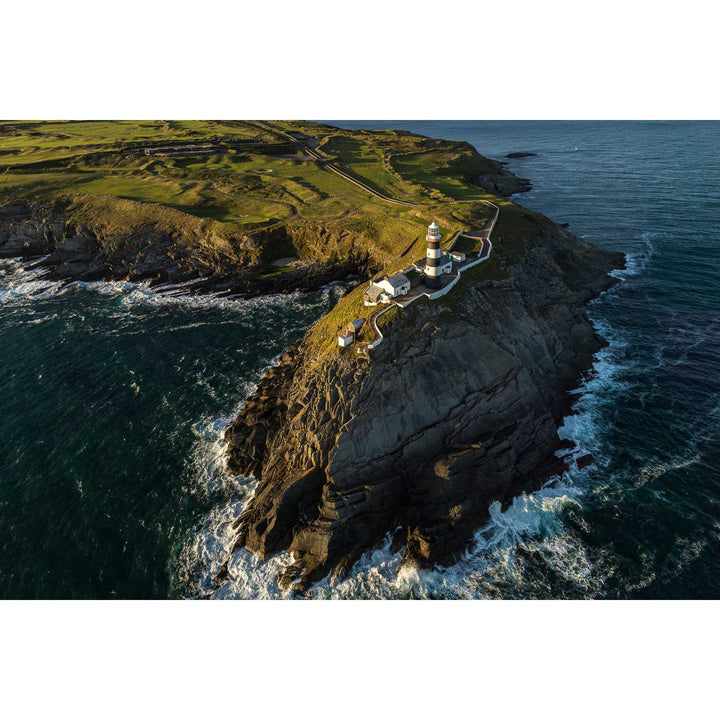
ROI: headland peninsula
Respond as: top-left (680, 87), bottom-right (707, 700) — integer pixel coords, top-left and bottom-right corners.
top-left (0, 120), bottom-right (624, 592)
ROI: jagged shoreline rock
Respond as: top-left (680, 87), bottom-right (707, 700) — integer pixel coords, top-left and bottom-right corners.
top-left (473, 166), bottom-right (532, 196)
top-left (224, 219), bottom-right (625, 592)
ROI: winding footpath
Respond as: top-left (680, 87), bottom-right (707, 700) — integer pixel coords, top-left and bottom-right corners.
top-left (362, 202), bottom-right (500, 351)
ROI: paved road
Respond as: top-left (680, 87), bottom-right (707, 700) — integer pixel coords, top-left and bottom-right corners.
top-left (248, 121), bottom-right (418, 207)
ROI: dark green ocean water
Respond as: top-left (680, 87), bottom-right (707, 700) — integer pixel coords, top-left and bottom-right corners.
top-left (0, 275), bottom-right (346, 598)
top-left (2, 121), bottom-right (720, 598)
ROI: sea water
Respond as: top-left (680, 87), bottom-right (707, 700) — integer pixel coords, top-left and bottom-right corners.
top-left (2, 121), bottom-right (719, 598)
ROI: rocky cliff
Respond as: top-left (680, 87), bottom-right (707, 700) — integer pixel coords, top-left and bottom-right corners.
top-left (472, 162), bottom-right (532, 196)
top-left (224, 218), bottom-right (624, 592)
top-left (0, 199), bottom-right (375, 298)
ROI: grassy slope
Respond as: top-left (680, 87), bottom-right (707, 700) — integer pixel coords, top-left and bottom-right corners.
top-left (0, 120), bottom-right (545, 358)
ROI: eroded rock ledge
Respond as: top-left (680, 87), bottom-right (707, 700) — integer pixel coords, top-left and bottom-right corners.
top-left (224, 221), bottom-right (624, 592)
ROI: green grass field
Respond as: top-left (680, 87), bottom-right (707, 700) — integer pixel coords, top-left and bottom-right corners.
top-left (0, 119), bottom-right (509, 241)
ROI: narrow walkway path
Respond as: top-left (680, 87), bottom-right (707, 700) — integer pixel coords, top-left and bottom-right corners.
top-left (362, 202), bottom-right (500, 350)
top-left (362, 303), bottom-right (396, 352)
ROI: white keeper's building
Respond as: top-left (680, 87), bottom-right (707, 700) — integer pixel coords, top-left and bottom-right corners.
top-left (363, 271), bottom-right (410, 306)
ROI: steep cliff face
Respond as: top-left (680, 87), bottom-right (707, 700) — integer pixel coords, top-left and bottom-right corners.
top-left (224, 222), bottom-right (624, 591)
top-left (0, 200), bottom-right (375, 296)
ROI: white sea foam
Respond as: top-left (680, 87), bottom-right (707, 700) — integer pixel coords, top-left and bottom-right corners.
top-left (664, 536), bottom-right (707, 580)
top-left (633, 453), bottom-right (703, 490)
top-left (0, 259), bottom-right (60, 303)
top-left (310, 479), bottom-right (599, 600)
top-left (0, 257), bottom-right (348, 313)
top-left (177, 472), bottom-right (597, 600)
top-left (609, 231), bottom-right (656, 281)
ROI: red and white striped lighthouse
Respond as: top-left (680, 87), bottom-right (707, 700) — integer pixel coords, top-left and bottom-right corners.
top-left (425, 221), bottom-right (443, 289)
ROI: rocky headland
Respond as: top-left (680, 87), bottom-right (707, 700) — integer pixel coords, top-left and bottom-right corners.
top-left (224, 213), bottom-right (624, 592)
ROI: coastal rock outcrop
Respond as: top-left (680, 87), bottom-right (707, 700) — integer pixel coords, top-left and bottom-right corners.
top-left (224, 219), bottom-right (624, 591)
top-left (473, 164), bottom-right (532, 196)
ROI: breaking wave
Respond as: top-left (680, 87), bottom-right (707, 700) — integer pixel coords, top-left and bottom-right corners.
top-left (0, 257), bottom-right (346, 315)
top-left (177, 467), bottom-right (600, 599)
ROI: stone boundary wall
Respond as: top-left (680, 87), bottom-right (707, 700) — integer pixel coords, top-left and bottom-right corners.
top-left (366, 202), bottom-right (500, 350)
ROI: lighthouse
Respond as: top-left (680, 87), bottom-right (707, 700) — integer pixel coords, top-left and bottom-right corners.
top-left (424, 221), bottom-right (443, 289)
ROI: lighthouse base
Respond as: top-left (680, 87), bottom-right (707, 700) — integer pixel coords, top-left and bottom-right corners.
top-left (424, 273), bottom-right (442, 290)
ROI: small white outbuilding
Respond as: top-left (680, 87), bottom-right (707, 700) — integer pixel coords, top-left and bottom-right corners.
top-left (338, 318), bottom-right (365, 347)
